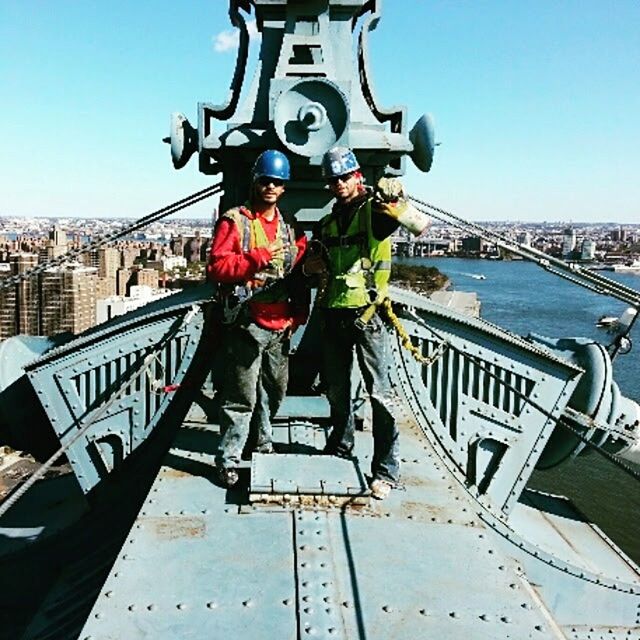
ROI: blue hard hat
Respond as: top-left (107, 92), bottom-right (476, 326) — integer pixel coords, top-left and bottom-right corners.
top-left (322, 147), bottom-right (360, 178)
top-left (252, 150), bottom-right (291, 181)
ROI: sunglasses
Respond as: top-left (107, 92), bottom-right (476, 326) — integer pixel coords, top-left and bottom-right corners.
top-left (257, 176), bottom-right (285, 188)
top-left (328, 172), bottom-right (355, 185)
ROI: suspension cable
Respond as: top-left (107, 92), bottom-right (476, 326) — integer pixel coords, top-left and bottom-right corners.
top-left (0, 183), bottom-right (222, 291)
top-left (408, 195), bottom-right (640, 308)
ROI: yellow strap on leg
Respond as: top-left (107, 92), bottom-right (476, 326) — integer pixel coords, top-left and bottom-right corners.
top-left (354, 302), bottom-right (379, 329)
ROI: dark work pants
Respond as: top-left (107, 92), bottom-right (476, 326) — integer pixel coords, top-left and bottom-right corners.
top-left (216, 321), bottom-right (289, 469)
top-left (320, 308), bottom-right (400, 484)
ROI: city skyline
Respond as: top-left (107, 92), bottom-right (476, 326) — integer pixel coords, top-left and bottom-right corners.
top-left (2, 1), bottom-right (639, 223)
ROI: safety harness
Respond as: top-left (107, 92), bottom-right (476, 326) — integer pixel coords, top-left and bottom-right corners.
top-left (218, 206), bottom-right (298, 323)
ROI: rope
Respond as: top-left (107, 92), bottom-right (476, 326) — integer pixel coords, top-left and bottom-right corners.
top-left (0, 184), bottom-right (222, 291)
top-left (379, 297), bottom-right (448, 365)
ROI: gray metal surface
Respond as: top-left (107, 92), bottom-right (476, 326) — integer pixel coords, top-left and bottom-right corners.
top-left (251, 452), bottom-right (368, 497)
top-left (168, 0), bottom-right (434, 222)
top-left (80, 429), bottom-right (297, 640)
top-left (25, 292), bottom-right (210, 494)
top-left (77, 384), bottom-right (640, 639)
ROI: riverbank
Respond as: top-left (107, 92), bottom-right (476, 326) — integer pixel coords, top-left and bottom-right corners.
top-left (390, 263), bottom-right (448, 295)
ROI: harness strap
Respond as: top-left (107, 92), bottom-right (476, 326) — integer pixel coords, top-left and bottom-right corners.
top-left (321, 232), bottom-right (367, 248)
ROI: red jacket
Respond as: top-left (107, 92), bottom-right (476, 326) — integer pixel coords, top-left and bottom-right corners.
top-left (207, 206), bottom-right (308, 331)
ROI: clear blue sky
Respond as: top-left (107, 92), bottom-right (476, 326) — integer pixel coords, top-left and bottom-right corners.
top-left (1, 1), bottom-right (639, 223)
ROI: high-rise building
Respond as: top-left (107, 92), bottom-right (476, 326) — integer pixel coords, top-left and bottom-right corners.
top-left (39, 225), bottom-right (69, 263)
top-left (117, 267), bottom-right (132, 296)
top-left (121, 247), bottom-right (139, 269)
top-left (98, 247), bottom-right (120, 279)
top-left (0, 264), bottom-right (16, 339)
top-left (39, 264), bottom-right (98, 336)
top-left (562, 227), bottom-right (577, 258)
top-left (14, 253), bottom-right (39, 335)
top-left (133, 267), bottom-right (159, 289)
top-left (0, 253), bottom-right (39, 338)
top-left (581, 239), bottom-right (596, 261)
top-left (517, 231), bottom-right (532, 247)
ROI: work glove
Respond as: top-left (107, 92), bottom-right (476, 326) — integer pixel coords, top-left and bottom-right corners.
top-left (372, 177), bottom-right (409, 220)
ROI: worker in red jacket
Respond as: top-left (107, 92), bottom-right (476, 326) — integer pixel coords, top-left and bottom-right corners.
top-left (208, 150), bottom-right (308, 488)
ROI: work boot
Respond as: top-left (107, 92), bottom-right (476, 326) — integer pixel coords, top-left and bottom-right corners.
top-left (218, 467), bottom-right (239, 488)
top-left (370, 478), bottom-right (392, 500)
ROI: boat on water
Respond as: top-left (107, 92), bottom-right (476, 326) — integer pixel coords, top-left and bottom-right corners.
top-left (470, 274), bottom-right (486, 280)
top-left (597, 315), bottom-right (619, 328)
top-left (1, 2), bottom-right (640, 639)
top-left (612, 260), bottom-right (640, 273)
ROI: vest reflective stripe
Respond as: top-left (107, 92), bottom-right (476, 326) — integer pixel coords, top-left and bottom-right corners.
top-left (221, 207), bottom-right (298, 303)
top-left (319, 199), bottom-right (391, 308)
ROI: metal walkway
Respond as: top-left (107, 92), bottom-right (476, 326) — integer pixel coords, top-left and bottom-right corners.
top-left (73, 396), bottom-right (574, 640)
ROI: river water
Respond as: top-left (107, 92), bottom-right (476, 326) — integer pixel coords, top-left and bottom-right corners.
top-left (397, 257), bottom-right (640, 563)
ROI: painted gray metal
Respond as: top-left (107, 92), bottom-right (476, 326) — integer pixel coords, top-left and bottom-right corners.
top-left (79, 380), bottom-right (640, 639)
top-left (168, 0), bottom-right (435, 223)
top-left (251, 452), bottom-right (368, 497)
top-left (24, 286), bottom-right (213, 494)
top-left (387, 286), bottom-right (583, 517)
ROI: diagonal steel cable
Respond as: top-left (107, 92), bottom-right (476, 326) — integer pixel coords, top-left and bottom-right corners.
top-left (408, 195), bottom-right (640, 308)
top-left (0, 305), bottom-right (201, 520)
top-left (0, 184), bottom-right (222, 290)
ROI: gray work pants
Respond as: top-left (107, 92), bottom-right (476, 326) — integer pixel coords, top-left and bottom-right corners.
top-left (216, 321), bottom-right (289, 469)
top-left (320, 308), bottom-right (400, 484)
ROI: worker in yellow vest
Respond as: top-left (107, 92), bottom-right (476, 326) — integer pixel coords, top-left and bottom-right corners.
top-left (208, 150), bottom-right (308, 488)
top-left (307, 147), bottom-right (405, 500)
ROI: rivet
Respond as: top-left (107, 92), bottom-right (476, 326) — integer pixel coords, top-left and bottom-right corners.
top-left (382, 605), bottom-right (392, 613)
top-left (94, 612), bottom-right (103, 619)
top-left (449, 611), bottom-right (459, 618)
top-left (501, 616), bottom-right (511, 623)
top-left (283, 599), bottom-right (292, 606)
top-left (105, 591), bottom-right (113, 598)
top-left (243, 599), bottom-right (253, 607)
top-left (128, 604), bottom-right (136, 612)
top-left (177, 603), bottom-right (187, 610)
top-left (147, 604), bottom-right (157, 611)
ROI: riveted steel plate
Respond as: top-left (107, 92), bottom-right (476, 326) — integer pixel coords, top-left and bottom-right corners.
top-left (294, 510), bottom-right (348, 639)
top-left (511, 489), bottom-right (640, 583)
top-left (80, 458), bottom-right (297, 639)
top-left (325, 514), bottom-right (558, 639)
top-left (250, 453), bottom-right (368, 496)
